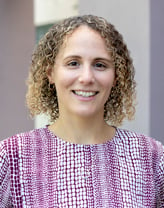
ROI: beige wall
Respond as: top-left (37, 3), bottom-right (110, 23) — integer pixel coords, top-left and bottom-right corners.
top-left (34, 0), bottom-right (78, 26)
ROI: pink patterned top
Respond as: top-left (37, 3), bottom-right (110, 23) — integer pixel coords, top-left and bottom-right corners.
top-left (0, 126), bottom-right (164, 208)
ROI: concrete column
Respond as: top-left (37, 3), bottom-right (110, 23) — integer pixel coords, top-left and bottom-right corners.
top-left (0, 0), bottom-right (34, 139)
top-left (150, 0), bottom-right (164, 141)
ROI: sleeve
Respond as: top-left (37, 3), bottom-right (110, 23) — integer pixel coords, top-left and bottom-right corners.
top-left (0, 141), bottom-right (13, 208)
top-left (156, 144), bottom-right (164, 207)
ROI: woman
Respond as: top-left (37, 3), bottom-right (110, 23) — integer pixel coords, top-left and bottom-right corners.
top-left (0, 15), bottom-right (163, 207)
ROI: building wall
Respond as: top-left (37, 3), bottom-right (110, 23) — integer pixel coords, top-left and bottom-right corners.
top-left (150, 0), bottom-right (164, 140)
top-left (0, 0), bottom-right (34, 139)
top-left (34, 0), bottom-right (78, 26)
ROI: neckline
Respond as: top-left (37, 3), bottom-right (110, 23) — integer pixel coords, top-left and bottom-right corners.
top-left (45, 125), bottom-right (118, 147)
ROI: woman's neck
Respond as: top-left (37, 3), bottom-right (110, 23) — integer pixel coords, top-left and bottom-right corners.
top-left (49, 115), bottom-right (116, 145)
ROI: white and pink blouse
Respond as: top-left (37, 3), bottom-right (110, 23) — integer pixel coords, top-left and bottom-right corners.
top-left (0, 126), bottom-right (164, 207)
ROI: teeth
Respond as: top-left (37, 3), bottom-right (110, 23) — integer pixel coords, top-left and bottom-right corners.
top-left (74, 91), bottom-right (97, 97)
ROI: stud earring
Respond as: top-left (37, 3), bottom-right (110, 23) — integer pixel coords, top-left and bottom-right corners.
top-left (49, 83), bottom-right (55, 90)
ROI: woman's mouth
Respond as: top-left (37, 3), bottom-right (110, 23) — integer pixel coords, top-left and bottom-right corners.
top-left (72, 90), bottom-right (98, 97)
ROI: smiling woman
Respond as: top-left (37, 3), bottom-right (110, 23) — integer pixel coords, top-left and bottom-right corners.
top-left (46, 25), bottom-right (115, 125)
top-left (0, 15), bottom-right (164, 207)
top-left (27, 15), bottom-right (136, 127)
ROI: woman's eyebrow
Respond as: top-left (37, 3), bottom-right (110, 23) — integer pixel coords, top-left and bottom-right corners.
top-left (63, 55), bottom-right (81, 61)
top-left (94, 57), bottom-right (113, 64)
top-left (63, 56), bottom-right (113, 62)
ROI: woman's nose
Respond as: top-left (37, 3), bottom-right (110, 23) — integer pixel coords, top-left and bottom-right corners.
top-left (78, 65), bottom-right (95, 84)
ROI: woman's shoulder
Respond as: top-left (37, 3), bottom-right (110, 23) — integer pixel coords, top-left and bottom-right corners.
top-left (116, 127), bottom-right (164, 155)
top-left (0, 126), bottom-right (50, 153)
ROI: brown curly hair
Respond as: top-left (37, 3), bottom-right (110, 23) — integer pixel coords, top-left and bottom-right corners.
top-left (26, 14), bottom-right (136, 126)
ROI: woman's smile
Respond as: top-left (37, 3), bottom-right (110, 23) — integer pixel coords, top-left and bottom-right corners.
top-left (72, 90), bottom-right (98, 97)
top-left (47, 25), bottom-right (115, 118)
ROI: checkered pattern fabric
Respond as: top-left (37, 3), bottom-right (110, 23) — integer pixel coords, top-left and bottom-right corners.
top-left (0, 127), bottom-right (164, 207)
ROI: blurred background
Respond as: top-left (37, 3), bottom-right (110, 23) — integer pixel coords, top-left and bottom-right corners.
top-left (0, 0), bottom-right (164, 143)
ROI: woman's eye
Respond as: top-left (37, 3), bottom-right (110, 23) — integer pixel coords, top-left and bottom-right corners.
top-left (67, 61), bottom-right (80, 67)
top-left (94, 62), bottom-right (107, 70)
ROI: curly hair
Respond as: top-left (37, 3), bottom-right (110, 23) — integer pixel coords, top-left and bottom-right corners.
top-left (26, 14), bottom-right (136, 126)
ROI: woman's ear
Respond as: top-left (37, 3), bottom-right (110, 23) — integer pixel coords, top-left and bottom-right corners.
top-left (47, 67), bottom-right (54, 84)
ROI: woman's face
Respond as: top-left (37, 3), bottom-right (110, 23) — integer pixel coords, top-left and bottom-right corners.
top-left (48, 25), bottom-right (115, 119)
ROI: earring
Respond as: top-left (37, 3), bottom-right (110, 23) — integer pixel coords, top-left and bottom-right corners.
top-left (49, 83), bottom-right (55, 90)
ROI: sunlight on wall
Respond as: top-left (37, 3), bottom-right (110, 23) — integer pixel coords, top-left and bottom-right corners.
top-left (34, 0), bottom-right (78, 26)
